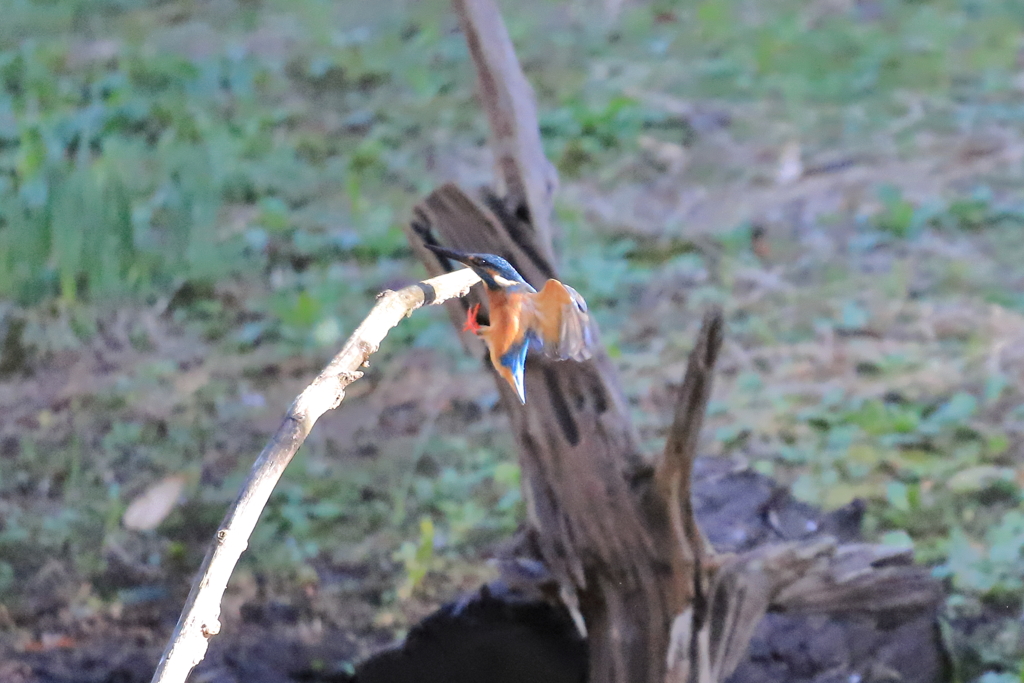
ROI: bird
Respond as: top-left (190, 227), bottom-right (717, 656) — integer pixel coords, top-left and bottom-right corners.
top-left (426, 244), bottom-right (594, 404)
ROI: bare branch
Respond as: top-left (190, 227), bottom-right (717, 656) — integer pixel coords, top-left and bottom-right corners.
top-left (657, 308), bottom-right (724, 565)
top-left (150, 267), bottom-right (481, 683)
top-left (657, 307), bottom-right (724, 683)
top-left (667, 540), bottom-right (830, 683)
top-left (657, 307), bottom-right (724, 499)
top-left (452, 0), bottom-right (559, 260)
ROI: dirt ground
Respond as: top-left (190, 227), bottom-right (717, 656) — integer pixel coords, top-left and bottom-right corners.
top-left (5, 114), bottom-right (1024, 682)
top-left (4, 126), bottom-right (1024, 680)
top-left (0, 457), bottom-right (943, 683)
top-left (3, 1), bottom-right (1024, 681)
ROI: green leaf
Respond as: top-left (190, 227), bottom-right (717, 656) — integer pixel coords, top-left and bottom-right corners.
top-left (880, 530), bottom-right (914, 551)
top-left (15, 126), bottom-right (47, 181)
top-left (886, 481), bottom-right (911, 511)
top-left (925, 393), bottom-right (977, 429)
top-left (840, 301), bottom-right (868, 330)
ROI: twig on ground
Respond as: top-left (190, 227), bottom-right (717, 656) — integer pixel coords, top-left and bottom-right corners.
top-left (150, 267), bottom-right (481, 683)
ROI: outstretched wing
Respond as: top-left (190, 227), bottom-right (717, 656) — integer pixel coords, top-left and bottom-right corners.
top-left (525, 279), bottom-right (594, 362)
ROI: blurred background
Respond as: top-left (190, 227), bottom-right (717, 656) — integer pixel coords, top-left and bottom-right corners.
top-left (1, 0), bottom-right (1024, 680)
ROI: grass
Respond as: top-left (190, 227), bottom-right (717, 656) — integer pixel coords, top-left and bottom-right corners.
top-left (2, 0), bottom-right (1024, 680)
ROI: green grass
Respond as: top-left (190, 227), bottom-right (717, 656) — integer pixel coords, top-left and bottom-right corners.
top-left (2, 0), bottom-right (1024, 680)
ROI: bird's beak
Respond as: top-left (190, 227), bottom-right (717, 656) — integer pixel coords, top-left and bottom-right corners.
top-left (425, 243), bottom-right (473, 268)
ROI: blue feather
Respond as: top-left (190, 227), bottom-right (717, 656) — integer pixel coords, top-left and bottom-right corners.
top-left (499, 338), bottom-right (530, 403)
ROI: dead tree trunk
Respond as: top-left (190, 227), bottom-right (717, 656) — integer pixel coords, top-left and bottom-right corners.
top-left (405, 2), bottom-right (943, 682)
top-left (412, 180), bottom-right (698, 682)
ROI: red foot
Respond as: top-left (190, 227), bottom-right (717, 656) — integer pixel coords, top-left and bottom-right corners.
top-left (463, 303), bottom-right (482, 334)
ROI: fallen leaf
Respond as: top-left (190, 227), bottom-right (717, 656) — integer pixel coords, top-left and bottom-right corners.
top-left (123, 475), bottom-right (187, 531)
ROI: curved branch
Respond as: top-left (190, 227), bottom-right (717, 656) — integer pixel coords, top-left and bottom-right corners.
top-left (150, 267), bottom-right (481, 683)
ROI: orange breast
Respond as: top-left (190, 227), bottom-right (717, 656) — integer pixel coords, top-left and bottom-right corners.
top-left (482, 290), bottom-right (525, 357)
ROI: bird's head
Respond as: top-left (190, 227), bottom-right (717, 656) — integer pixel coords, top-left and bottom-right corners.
top-left (426, 244), bottom-right (529, 291)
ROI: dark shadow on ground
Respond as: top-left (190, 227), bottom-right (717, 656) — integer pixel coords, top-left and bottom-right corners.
top-left (1, 456), bottom-right (947, 683)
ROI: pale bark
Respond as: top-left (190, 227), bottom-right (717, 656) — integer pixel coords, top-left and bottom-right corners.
top-left (150, 267), bottom-right (480, 683)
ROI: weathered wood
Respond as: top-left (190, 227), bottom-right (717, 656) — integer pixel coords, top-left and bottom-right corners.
top-left (410, 183), bottom-right (682, 682)
top-left (401, 3), bottom-right (946, 683)
top-left (409, 190), bottom-right (944, 683)
top-left (667, 539), bottom-right (925, 683)
top-left (771, 542), bottom-right (942, 614)
top-left (656, 309), bottom-right (724, 682)
top-left (350, 457), bottom-right (944, 683)
top-left (452, 0), bottom-right (559, 261)
top-left (148, 268), bottom-right (483, 683)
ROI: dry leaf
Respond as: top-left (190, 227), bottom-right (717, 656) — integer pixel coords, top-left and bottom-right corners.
top-left (123, 475), bottom-right (187, 531)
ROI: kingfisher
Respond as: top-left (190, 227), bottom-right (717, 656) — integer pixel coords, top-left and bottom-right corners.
top-left (427, 244), bottom-right (594, 404)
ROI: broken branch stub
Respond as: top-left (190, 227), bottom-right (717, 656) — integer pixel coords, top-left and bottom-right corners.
top-left (657, 307), bottom-right (723, 569)
top-left (150, 267), bottom-right (480, 683)
top-left (657, 308), bottom-right (724, 683)
top-left (452, 0), bottom-right (559, 262)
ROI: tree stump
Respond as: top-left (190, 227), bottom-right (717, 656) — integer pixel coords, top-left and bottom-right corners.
top-left (349, 459), bottom-right (946, 683)
top-left (392, 2), bottom-right (947, 682)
